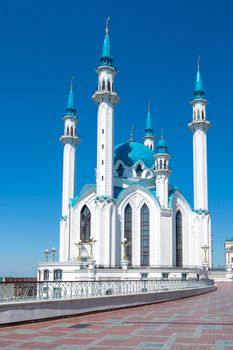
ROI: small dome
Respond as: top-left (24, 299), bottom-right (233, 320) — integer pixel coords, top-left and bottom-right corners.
top-left (114, 141), bottom-right (154, 168)
top-left (156, 139), bottom-right (169, 154)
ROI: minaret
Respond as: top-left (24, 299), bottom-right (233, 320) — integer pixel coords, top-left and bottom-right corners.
top-left (92, 18), bottom-right (119, 198)
top-left (154, 133), bottom-right (171, 208)
top-left (60, 79), bottom-right (80, 216)
top-left (188, 60), bottom-right (210, 210)
top-left (143, 102), bottom-right (155, 150)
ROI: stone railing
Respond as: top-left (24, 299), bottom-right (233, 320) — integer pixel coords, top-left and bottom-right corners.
top-left (0, 279), bottom-right (214, 303)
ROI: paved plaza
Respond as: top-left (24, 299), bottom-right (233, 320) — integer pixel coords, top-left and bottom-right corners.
top-left (0, 282), bottom-right (233, 349)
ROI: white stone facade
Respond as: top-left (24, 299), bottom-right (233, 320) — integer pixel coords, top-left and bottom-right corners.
top-left (37, 30), bottom-right (212, 282)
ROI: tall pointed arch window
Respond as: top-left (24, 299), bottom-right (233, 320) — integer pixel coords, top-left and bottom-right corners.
top-left (176, 210), bottom-right (183, 267)
top-left (124, 204), bottom-right (132, 265)
top-left (80, 205), bottom-right (91, 242)
top-left (136, 164), bottom-right (143, 177)
top-left (117, 163), bottom-right (124, 177)
top-left (141, 204), bottom-right (150, 266)
top-left (107, 80), bottom-right (111, 91)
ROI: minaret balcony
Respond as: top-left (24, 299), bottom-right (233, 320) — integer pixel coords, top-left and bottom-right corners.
top-left (92, 90), bottom-right (119, 104)
top-left (188, 119), bottom-right (211, 132)
top-left (60, 134), bottom-right (80, 145)
top-left (154, 168), bottom-right (171, 176)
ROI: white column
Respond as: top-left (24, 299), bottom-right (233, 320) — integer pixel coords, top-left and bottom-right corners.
top-left (62, 143), bottom-right (76, 215)
top-left (193, 127), bottom-right (208, 210)
top-left (154, 153), bottom-right (171, 209)
top-left (189, 98), bottom-right (210, 211)
top-left (96, 102), bottom-right (114, 197)
top-left (92, 66), bottom-right (119, 198)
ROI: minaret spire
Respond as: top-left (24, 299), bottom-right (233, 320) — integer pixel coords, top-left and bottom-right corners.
top-left (106, 16), bottom-right (110, 34)
top-left (66, 77), bottom-right (76, 115)
top-left (189, 60), bottom-right (210, 211)
top-left (92, 21), bottom-right (119, 268)
top-left (130, 125), bottom-right (134, 142)
top-left (194, 57), bottom-right (204, 98)
top-left (143, 101), bottom-right (155, 150)
top-left (100, 17), bottom-right (113, 66)
top-left (60, 80), bottom-right (80, 261)
top-left (154, 134), bottom-right (171, 208)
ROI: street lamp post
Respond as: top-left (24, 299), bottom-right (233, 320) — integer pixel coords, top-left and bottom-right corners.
top-left (51, 247), bottom-right (56, 262)
top-left (225, 246), bottom-right (232, 270)
top-left (43, 249), bottom-right (50, 262)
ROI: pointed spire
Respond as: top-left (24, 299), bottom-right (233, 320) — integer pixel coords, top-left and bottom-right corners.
top-left (100, 17), bottom-right (113, 67)
top-left (130, 125), bottom-right (134, 142)
top-left (194, 57), bottom-right (205, 98)
top-left (145, 101), bottom-right (153, 136)
top-left (66, 77), bottom-right (76, 116)
top-left (156, 129), bottom-right (169, 154)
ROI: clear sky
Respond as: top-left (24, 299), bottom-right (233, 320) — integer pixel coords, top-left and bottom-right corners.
top-left (0, 0), bottom-right (232, 276)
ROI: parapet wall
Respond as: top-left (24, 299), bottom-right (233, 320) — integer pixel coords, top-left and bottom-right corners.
top-left (0, 284), bottom-right (216, 326)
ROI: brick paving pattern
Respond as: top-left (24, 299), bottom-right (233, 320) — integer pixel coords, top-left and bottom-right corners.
top-left (0, 282), bottom-right (233, 349)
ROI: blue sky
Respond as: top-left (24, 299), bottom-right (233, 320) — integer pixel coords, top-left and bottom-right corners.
top-left (0, 0), bottom-right (232, 276)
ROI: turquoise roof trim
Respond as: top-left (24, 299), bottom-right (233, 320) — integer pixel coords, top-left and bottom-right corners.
top-left (70, 184), bottom-right (96, 208)
top-left (70, 196), bottom-right (79, 208)
top-left (114, 141), bottom-right (154, 168)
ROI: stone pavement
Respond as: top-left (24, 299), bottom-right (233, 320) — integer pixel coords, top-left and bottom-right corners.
top-left (0, 282), bottom-right (233, 349)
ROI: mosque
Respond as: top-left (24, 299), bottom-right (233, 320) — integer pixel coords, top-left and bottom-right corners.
top-left (37, 21), bottom-right (212, 281)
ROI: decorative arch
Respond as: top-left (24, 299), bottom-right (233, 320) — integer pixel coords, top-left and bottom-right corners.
top-left (124, 204), bottom-right (132, 265)
top-left (176, 210), bottom-right (183, 267)
top-left (116, 163), bottom-right (124, 177)
top-left (80, 205), bottom-right (91, 242)
top-left (141, 204), bottom-right (149, 266)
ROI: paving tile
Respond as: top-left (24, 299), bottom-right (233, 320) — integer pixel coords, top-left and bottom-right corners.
top-left (2, 282), bottom-right (233, 349)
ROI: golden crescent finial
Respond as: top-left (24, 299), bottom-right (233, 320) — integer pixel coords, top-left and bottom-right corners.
top-left (70, 76), bottom-right (74, 90)
top-left (197, 56), bottom-right (200, 71)
top-left (161, 128), bottom-right (164, 140)
top-left (148, 100), bottom-right (151, 113)
top-left (106, 16), bottom-right (110, 34)
top-left (130, 125), bottom-right (134, 142)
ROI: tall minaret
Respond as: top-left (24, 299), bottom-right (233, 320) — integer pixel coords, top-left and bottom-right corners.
top-left (60, 79), bottom-right (80, 216)
top-left (188, 60), bottom-right (210, 210)
top-left (92, 18), bottom-right (119, 198)
top-left (143, 102), bottom-right (155, 150)
top-left (154, 133), bottom-right (171, 208)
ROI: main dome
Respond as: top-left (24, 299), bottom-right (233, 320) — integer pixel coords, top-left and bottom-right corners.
top-left (114, 141), bottom-right (154, 168)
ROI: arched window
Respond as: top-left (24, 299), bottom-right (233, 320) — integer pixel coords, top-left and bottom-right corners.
top-left (54, 269), bottom-right (62, 281)
top-left (176, 210), bottom-right (183, 267)
top-left (67, 127), bottom-right (70, 135)
top-left (102, 80), bottom-right (105, 90)
top-left (117, 164), bottom-right (124, 177)
top-left (80, 205), bottom-right (91, 242)
top-left (159, 160), bottom-right (162, 169)
top-left (124, 204), bottom-right (132, 265)
top-left (70, 126), bottom-right (73, 136)
top-left (141, 204), bottom-right (149, 266)
top-left (107, 80), bottom-right (111, 91)
top-left (136, 164), bottom-right (143, 177)
top-left (43, 270), bottom-right (49, 281)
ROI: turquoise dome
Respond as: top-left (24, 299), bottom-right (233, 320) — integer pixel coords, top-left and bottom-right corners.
top-left (156, 139), bottom-right (169, 154)
top-left (114, 141), bottom-right (154, 168)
